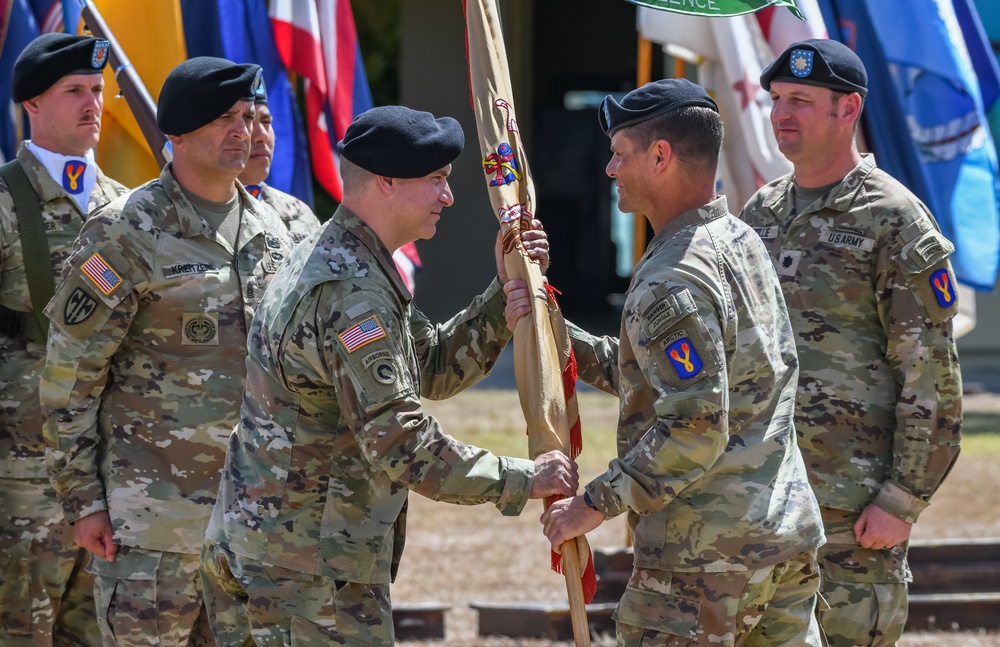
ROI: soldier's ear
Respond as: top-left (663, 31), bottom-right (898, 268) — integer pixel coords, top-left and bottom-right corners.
top-left (21, 97), bottom-right (42, 118)
top-left (374, 175), bottom-right (395, 195)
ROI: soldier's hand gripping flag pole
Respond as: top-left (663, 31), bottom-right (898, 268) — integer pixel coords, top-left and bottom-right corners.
top-left (463, 2), bottom-right (596, 645)
top-left (77, 0), bottom-right (172, 167)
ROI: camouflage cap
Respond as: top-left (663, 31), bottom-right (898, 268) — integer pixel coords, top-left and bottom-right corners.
top-left (13, 33), bottom-right (110, 103)
top-left (760, 38), bottom-right (868, 97)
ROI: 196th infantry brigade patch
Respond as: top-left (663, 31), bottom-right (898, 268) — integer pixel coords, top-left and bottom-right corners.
top-left (665, 336), bottom-right (703, 379)
top-left (64, 287), bottom-right (98, 325)
top-left (183, 313), bottom-right (219, 345)
top-left (62, 161), bottom-right (86, 194)
top-left (80, 252), bottom-right (122, 295)
top-left (339, 315), bottom-right (386, 352)
top-left (930, 268), bottom-right (955, 308)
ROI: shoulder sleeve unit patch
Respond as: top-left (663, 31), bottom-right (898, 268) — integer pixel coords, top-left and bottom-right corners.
top-left (339, 315), bottom-right (387, 352)
top-left (929, 267), bottom-right (956, 309)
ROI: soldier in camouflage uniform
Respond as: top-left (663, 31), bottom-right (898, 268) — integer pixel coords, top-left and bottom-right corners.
top-left (538, 79), bottom-right (826, 647)
top-left (0, 33), bottom-right (127, 647)
top-left (201, 105), bottom-right (576, 647)
top-left (238, 77), bottom-right (320, 246)
top-left (40, 57), bottom-right (292, 647)
top-left (741, 40), bottom-right (963, 647)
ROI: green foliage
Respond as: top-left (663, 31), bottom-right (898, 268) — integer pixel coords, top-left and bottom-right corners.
top-left (352, 0), bottom-right (401, 107)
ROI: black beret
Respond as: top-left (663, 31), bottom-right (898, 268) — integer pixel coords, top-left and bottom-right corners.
top-left (338, 106), bottom-right (464, 178)
top-left (157, 57), bottom-right (263, 136)
top-left (760, 39), bottom-right (868, 97)
top-left (599, 78), bottom-right (718, 136)
top-left (12, 33), bottom-right (110, 103)
top-left (253, 76), bottom-right (268, 105)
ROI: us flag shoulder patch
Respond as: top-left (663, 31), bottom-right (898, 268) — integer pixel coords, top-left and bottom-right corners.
top-left (80, 253), bottom-right (123, 295)
top-left (339, 315), bottom-right (386, 353)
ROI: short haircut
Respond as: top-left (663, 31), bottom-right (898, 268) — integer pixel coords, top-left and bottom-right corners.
top-left (625, 105), bottom-right (724, 176)
top-left (340, 157), bottom-right (372, 193)
top-left (830, 90), bottom-right (865, 132)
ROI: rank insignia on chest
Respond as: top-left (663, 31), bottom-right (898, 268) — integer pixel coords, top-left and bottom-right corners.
top-left (930, 268), bottom-right (955, 308)
top-left (80, 252), bottom-right (122, 295)
top-left (665, 337), bottom-right (702, 380)
top-left (339, 315), bottom-right (386, 352)
top-left (62, 161), bottom-right (86, 194)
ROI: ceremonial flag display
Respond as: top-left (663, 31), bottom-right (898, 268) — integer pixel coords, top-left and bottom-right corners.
top-left (89, 0), bottom-right (188, 188)
top-left (464, 1), bottom-right (595, 644)
top-left (629, 0), bottom-right (803, 19)
top-left (269, 0), bottom-right (372, 202)
top-left (818, 0), bottom-right (1000, 291)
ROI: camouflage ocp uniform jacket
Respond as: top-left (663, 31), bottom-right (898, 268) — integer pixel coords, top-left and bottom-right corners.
top-left (569, 197), bottom-right (824, 573)
top-left (256, 182), bottom-right (321, 246)
top-left (40, 164), bottom-right (292, 554)
top-left (1, 144), bottom-right (126, 479)
top-left (206, 206), bottom-right (533, 584)
top-left (740, 155), bottom-right (962, 526)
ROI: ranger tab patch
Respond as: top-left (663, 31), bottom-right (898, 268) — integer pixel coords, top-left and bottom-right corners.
top-left (81, 252), bottom-right (122, 295)
top-left (930, 268), bottom-right (955, 308)
top-left (339, 315), bottom-right (386, 352)
top-left (665, 337), bottom-right (703, 380)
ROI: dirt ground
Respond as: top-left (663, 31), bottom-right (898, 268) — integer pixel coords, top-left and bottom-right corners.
top-left (391, 390), bottom-right (1000, 646)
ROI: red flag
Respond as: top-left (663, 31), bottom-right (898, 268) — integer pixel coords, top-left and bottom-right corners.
top-left (269, 0), bottom-right (373, 201)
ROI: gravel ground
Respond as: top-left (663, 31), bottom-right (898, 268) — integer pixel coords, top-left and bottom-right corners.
top-left (390, 390), bottom-right (1000, 646)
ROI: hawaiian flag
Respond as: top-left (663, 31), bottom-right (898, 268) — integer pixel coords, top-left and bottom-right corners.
top-left (269, 0), bottom-right (373, 202)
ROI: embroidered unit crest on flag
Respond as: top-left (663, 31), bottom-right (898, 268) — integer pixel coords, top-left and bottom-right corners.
top-left (339, 315), bottom-right (387, 352)
top-left (930, 268), bottom-right (955, 308)
top-left (665, 337), bottom-right (702, 379)
top-left (790, 49), bottom-right (814, 78)
top-left (81, 252), bottom-right (123, 295)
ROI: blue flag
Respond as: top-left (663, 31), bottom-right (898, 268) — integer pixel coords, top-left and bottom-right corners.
top-left (181, 0), bottom-right (313, 207)
top-left (817, 0), bottom-right (1000, 291)
top-left (0, 1), bottom-right (41, 161)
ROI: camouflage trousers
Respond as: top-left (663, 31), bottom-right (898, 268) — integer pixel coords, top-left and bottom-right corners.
top-left (200, 541), bottom-right (393, 647)
top-left (614, 551), bottom-right (825, 647)
top-left (0, 477), bottom-right (100, 647)
top-left (90, 546), bottom-right (215, 647)
top-left (817, 509), bottom-right (911, 647)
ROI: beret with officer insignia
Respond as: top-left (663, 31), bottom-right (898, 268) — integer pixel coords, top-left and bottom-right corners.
top-left (252, 75), bottom-right (268, 105)
top-left (599, 78), bottom-right (718, 137)
top-left (157, 57), bottom-right (263, 136)
top-left (760, 38), bottom-right (868, 97)
top-left (13, 33), bottom-right (110, 103)
top-left (337, 105), bottom-right (464, 179)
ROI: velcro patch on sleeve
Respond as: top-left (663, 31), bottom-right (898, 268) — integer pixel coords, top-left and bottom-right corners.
top-left (79, 252), bottom-right (123, 295)
top-left (636, 286), bottom-right (721, 390)
top-left (338, 315), bottom-right (386, 353)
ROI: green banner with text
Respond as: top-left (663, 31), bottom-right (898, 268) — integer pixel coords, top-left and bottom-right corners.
top-left (627, 0), bottom-right (803, 19)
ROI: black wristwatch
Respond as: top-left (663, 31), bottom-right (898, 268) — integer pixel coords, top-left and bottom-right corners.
top-left (583, 490), bottom-right (599, 511)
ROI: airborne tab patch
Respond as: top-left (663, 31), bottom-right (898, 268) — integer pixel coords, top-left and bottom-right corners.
top-left (930, 268), bottom-right (955, 308)
top-left (80, 252), bottom-right (122, 295)
top-left (339, 315), bottom-right (386, 353)
top-left (665, 337), bottom-right (703, 380)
